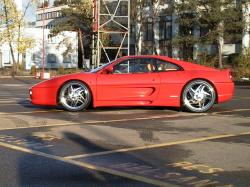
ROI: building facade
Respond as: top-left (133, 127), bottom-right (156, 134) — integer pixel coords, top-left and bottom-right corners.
top-left (36, 5), bottom-right (68, 29)
top-left (130, 1), bottom-right (249, 60)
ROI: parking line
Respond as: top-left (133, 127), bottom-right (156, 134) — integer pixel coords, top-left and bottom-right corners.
top-left (0, 141), bottom-right (178, 187)
top-left (65, 131), bottom-right (250, 159)
top-left (0, 113), bottom-right (206, 131)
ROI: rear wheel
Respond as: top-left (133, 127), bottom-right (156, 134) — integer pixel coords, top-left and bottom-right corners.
top-left (59, 81), bottom-right (91, 112)
top-left (182, 80), bottom-right (216, 113)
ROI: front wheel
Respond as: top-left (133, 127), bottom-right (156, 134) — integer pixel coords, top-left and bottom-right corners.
top-left (182, 80), bottom-right (216, 113)
top-left (59, 81), bottom-right (91, 112)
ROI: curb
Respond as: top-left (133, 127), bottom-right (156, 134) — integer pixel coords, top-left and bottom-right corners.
top-left (234, 81), bottom-right (250, 86)
top-left (0, 75), bottom-right (35, 78)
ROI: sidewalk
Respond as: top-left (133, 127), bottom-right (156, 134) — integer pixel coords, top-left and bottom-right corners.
top-left (0, 76), bottom-right (41, 85)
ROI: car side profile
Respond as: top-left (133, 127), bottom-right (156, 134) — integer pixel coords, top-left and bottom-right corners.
top-left (30, 56), bottom-right (234, 113)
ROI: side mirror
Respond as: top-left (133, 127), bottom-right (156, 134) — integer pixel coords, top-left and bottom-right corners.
top-left (102, 67), bottom-right (113, 74)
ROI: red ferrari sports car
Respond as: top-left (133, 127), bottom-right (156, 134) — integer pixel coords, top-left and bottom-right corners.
top-left (30, 56), bottom-right (234, 113)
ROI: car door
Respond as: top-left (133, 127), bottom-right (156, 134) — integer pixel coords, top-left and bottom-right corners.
top-left (96, 58), bottom-right (160, 102)
top-left (155, 58), bottom-right (187, 106)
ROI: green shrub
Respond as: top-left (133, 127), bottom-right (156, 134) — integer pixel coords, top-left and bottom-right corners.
top-left (58, 66), bottom-right (65, 75)
top-left (30, 65), bottom-right (36, 75)
top-left (234, 48), bottom-right (250, 79)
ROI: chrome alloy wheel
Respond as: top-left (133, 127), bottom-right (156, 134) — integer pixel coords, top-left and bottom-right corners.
top-left (182, 80), bottom-right (216, 112)
top-left (59, 81), bottom-right (91, 111)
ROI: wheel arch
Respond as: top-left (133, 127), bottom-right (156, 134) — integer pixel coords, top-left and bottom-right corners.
top-left (180, 78), bottom-right (218, 107)
top-left (56, 79), bottom-right (94, 106)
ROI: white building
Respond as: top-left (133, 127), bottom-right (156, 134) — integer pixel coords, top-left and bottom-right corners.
top-left (0, 28), bottom-right (78, 70)
top-left (0, 1), bottom-right (78, 70)
top-left (36, 5), bottom-right (68, 29)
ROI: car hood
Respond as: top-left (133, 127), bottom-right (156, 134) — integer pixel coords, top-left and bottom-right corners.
top-left (31, 72), bottom-right (94, 88)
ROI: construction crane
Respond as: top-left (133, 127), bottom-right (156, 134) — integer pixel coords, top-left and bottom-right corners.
top-left (92, 0), bottom-right (130, 67)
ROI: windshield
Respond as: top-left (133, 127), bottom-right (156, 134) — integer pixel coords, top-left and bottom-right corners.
top-left (89, 60), bottom-right (115, 73)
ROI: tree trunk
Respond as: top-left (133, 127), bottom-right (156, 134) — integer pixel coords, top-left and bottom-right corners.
top-left (17, 24), bottom-right (21, 74)
top-left (135, 1), bottom-right (142, 55)
top-left (136, 23), bottom-right (142, 55)
top-left (218, 39), bottom-right (223, 69)
top-left (152, 1), bottom-right (160, 55)
top-left (152, 21), bottom-right (160, 55)
top-left (79, 29), bottom-right (88, 70)
top-left (3, 0), bottom-right (17, 76)
top-left (217, 22), bottom-right (224, 69)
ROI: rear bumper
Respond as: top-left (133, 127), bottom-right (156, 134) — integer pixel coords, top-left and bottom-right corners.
top-left (215, 82), bottom-right (234, 103)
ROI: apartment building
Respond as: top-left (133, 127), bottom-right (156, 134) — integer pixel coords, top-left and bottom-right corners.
top-left (131, 1), bottom-right (249, 60)
top-left (36, 5), bottom-right (68, 29)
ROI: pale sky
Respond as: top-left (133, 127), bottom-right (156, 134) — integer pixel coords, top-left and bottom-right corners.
top-left (23, 0), bottom-right (55, 22)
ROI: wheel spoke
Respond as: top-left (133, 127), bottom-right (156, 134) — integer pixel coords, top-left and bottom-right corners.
top-left (79, 94), bottom-right (86, 103)
top-left (60, 82), bottom-right (90, 111)
top-left (183, 81), bottom-right (215, 112)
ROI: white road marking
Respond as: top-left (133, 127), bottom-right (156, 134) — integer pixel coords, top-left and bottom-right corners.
top-left (0, 141), bottom-right (178, 187)
top-left (65, 131), bottom-right (250, 160)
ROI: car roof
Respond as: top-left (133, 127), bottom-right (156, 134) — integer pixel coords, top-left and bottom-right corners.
top-left (121, 55), bottom-right (217, 71)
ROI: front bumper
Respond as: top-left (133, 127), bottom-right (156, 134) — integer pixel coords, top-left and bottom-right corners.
top-left (29, 86), bottom-right (58, 106)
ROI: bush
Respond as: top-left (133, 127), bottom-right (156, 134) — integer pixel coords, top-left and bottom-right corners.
top-left (30, 65), bottom-right (36, 75)
top-left (58, 66), bottom-right (65, 75)
top-left (233, 48), bottom-right (250, 79)
top-left (198, 52), bottom-right (217, 68)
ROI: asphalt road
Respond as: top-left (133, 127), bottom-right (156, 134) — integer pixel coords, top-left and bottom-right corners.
top-left (0, 77), bottom-right (249, 187)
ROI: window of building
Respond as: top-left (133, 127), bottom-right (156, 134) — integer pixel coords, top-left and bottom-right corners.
top-left (159, 17), bottom-right (172, 40)
top-left (37, 14), bottom-right (42, 21)
top-left (119, 2), bottom-right (127, 16)
top-left (144, 0), bottom-right (152, 6)
top-left (47, 54), bottom-right (58, 64)
top-left (144, 18), bottom-right (153, 41)
top-left (63, 54), bottom-right (72, 63)
top-left (131, 24), bottom-right (136, 41)
top-left (48, 12), bottom-right (52, 19)
top-left (52, 11), bottom-right (57, 18)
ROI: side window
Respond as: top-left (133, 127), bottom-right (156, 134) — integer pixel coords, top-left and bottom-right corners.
top-left (155, 59), bottom-right (181, 72)
top-left (113, 60), bottom-right (129, 74)
top-left (113, 58), bottom-right (157, 74)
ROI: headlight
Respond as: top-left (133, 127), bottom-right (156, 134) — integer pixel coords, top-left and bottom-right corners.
top-left (29, 90), bottom-right (32, 95)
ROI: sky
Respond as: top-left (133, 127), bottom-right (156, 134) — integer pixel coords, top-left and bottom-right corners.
top-left (22, 0), bottom-right (55, 22)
